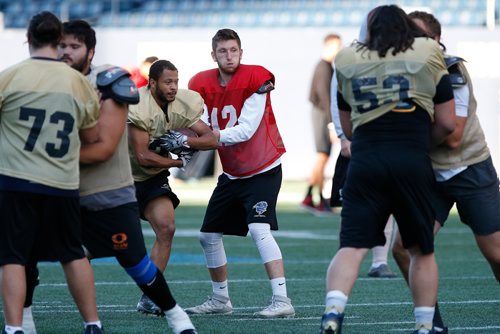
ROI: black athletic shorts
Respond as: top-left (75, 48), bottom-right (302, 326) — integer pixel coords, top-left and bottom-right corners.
top-left (81, 202), bottom-right (147, 263)
top-left (330, 153), bottom-right (350, 207)
top-left (0, 191), bottom-right (85, 265)
top-left (339, 108), bottom-right (436, 254)
top-left (201, 165), bottom-right (282, 236)
top-left (434, 156), bottom-right (500, 235)
top-left (134, 170), bottom-right (180, 219)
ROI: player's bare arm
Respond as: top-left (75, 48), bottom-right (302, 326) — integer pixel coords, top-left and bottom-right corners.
top-left (79, 123), bottom-right (100, 146)
top-left (443, 115), bottom-right (466, 149)
top-left (339, 109), bottom-right (352, 140)
top-left (128, 124), bottom-right (183, 168)
top-left (188, 119), bottom-right (218, 150)
top-left (80, 99), bottom-right (128, 164)
top-left (432, 99), bottom-right (456, 146)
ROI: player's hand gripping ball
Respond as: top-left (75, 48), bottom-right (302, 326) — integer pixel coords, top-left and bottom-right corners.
top-left (149, 128), bottom-right (198, 157)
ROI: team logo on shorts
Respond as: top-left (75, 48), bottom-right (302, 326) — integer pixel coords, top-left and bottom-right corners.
top-left (112, 233), bottom-right (129, 251)
top-left (253, 201), bottom-right (268, 217)
top-left (160, 183), bottom-right (171, 191)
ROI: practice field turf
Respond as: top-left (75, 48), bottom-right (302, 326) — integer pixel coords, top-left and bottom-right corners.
top-left (1, 180), bottom-right (499, 333)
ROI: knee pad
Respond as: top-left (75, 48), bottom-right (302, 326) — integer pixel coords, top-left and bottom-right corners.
top-left (199, 232), bottom-right (226, 268)
top-left (248, 223), bottom-right (282, 264)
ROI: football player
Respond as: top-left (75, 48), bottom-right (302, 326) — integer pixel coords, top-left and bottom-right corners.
top-left (184, 28), bottom-right (295, 319)
top-left (0, 12), bottom-right (102, 334)
top-left (391, 11), bottom-right (500, 334)
top-left (127, 59), bottom-right (218, 316)
top-left (320, 5), bottom-right (455, 334)
top-left (22, 20), bottom-right (198, 334)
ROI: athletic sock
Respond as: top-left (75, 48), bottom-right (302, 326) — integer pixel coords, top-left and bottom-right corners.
top-left (370, 261), bottom-right (386, 269)
top-left (4, 326), bottom-right (24, 334)
top-left (165, 304), bottom-right (195, 333)
top-left (270, 277), bottom-right (287, 297)
top-left (212, 280), bottom-right (229, 298)
top-left (83, 321), bottom-right (102, 329)
top-left (415, 306), bottom-right (434, 332)
top-left (22, 306), bottom-right (36, 333)
top-left (325, 290), bottom-right (348, 314)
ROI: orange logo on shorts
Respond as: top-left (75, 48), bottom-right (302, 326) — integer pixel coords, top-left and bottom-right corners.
top-left (112, 233), bottom-right (129, 250)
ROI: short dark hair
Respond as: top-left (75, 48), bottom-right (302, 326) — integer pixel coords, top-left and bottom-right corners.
top-left (324, 33), bottom-right (341, 44)
top-left (27, 11), bottom-right (62, 49)
top-left (212, 28), bottom-right (241, 51)
top-left (62, 19), bottom-right (96, 52)
top-left (144, 56), bottom-right (158, 64)
top-left (148, 60), bottom-right (178, 87)
top-left (363, 5), bottom-right (426, 57)
top-left (408, 11), bottom-right (442, 40)
top-left (408, 11), bottom-right (446, 51)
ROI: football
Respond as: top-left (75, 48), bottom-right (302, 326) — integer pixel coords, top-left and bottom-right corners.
top-left (149, 128), bottom-right (198, 157)
top-left (173, 127), bottom-right (198, 139)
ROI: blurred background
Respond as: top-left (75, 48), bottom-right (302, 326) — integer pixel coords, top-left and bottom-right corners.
top-left (1, 0), bottom-right (499, 181)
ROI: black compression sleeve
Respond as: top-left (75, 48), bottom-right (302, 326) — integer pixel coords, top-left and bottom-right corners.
top-left (433, 74), bottom-right (454, 104)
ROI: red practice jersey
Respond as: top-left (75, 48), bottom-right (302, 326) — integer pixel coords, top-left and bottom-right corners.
top-left (189, 65), bottom-right (285, 177)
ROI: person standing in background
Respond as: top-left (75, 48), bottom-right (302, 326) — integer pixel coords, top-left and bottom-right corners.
top-left (128, 56), bottom-right (158, 89)
top-left (301, 34), bottom-right (342, 216)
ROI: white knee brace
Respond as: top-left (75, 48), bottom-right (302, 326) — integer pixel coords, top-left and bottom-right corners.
top-left (199, 232), bottom-right (227, 268)
top-left (248, 223), bottom-right (282, 264)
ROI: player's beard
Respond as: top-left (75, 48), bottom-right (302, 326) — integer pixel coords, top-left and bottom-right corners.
top-left (71, 58), bottom-right (88, 73)
top-left (154, 86), bottom-right (175, 104)
top-left (67, 51), bottom-right (91, 73)
top-left (217, 59), bottom-right (239, 76)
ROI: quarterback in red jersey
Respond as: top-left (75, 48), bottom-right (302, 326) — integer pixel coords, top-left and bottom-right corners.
top-left (185, 29), bottom-right (294, 318)
top-left (189, 64), bottom-right (285, 176)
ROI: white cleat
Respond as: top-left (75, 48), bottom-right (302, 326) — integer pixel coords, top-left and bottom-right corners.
top-left (253, 295), bottom-right (295, 318)
top-left (184, 293), bottom-right (233, 315)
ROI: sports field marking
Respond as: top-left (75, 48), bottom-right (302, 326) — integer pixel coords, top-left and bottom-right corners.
top-left (35, 273), bottom-right (495, 288)
top-left (142, 228), bottom-right (339, 240)
top-left (26, 298), bottom-right (500, 311)
top-left (142, 226), bottom-right (473, 238)
top-left (25, 304), bottom-right (500, 333)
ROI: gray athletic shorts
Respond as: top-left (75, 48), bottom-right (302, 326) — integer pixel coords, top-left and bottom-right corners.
top-left (311, 106), bottom-right (331, 155)
top-left (434, 156), bottom-right (500, 235)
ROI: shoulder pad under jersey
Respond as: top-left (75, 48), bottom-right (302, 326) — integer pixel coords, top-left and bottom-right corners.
top-left (96, 66), bottom-right (140, 105)
top-left (256, 80), bottom-right (274, 94)
top-left (444, 55), bottom-right (467, 87)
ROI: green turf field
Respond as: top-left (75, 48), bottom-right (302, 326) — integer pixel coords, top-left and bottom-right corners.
top-left (1, 180), bottom-right (499, 333)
